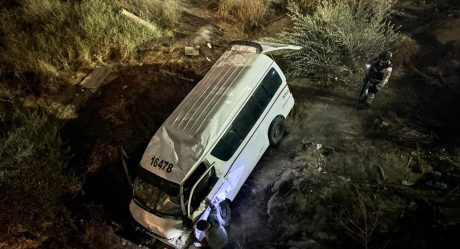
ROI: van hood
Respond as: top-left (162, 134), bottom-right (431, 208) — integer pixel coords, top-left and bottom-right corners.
top-left (130, 200), bottom-right (184, 239)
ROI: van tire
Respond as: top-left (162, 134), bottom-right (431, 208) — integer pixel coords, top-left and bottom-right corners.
top-left (219, 200), bottom-right (231, 227)
top-left (268, 116), bottom-right (285, 146)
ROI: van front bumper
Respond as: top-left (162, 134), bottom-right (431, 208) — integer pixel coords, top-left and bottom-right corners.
top-left (129, 200), bottom-right (192, 248)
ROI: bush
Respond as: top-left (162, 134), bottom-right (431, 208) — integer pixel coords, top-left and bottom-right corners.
top-left (218, 0), bottom-right (268, 31)
top-left (276, 0), bottom-right (401, 84)
top-left (0, 0), bottom-right (168, 86)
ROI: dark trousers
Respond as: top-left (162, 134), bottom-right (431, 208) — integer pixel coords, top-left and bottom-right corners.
top-left (361, 76), bottom-right (381, 104)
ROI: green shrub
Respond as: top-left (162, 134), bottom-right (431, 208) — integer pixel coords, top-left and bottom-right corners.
top-left (0, 0), bottom-right (166, 85)
top-left (276, 0), bottom-right (401, 84)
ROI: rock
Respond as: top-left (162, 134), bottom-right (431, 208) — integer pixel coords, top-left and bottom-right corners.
top-left (391, 9), bottom-right (419, 19)
top-left (192, 25), bottom-right (224, 44)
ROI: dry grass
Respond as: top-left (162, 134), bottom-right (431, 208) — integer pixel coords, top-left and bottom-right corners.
top-left (0, 108), bottom-right (77, 244)
top-left (115, 0), bottom-right (181, 29)
top-left (285, 0), bottom-right (324, 14)
top-left (218, 0), bottom-right (268, 31)
top-left (0, 0), bottom-right (179, 87)
top-left (392, 34), bottom-right (419, 66)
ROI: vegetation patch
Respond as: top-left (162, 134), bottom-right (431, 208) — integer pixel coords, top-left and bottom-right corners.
top-left (0, 0), bottom-right (178, 87)
top-left (276, 0), bottom-right (402, 84)
top-left (218, 0), bottom-right (268, 31)
top-left (0, 106), bottom-right (75, 245)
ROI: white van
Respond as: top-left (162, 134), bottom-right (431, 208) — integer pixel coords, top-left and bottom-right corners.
top-left (129, 41), bottom-right (299, 248)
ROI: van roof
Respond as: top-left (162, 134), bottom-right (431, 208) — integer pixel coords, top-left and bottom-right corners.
top-left (139, 49), bottom-right (274, 184)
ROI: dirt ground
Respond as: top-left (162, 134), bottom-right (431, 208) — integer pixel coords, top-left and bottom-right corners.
top-left (60, 0), bottom-right (460, 248)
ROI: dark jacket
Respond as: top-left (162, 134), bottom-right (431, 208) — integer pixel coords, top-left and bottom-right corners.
top-left (367, 57), bottom-right (392, 83)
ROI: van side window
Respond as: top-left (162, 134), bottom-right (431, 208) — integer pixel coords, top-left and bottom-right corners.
top-left (190, 167), bottom-right (218, 212)
top-left (210, 129), bottom-right (242, 161)
top-left (262, 68), bottom-right (282, 97)
top-left (211, 68), bottom-right (282, 161)
top-left (233, 97), bottom-right (263, 138)
top-left (252, 84), bottom-right (270, 109)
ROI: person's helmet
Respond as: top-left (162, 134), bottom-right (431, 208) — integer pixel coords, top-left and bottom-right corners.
top-left (196, 220), bottom-right (210, 231)
top-left (379, 51), bottom-right (392, 62)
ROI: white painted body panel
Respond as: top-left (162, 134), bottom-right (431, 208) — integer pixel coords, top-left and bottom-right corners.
top-left (206, 63), bottom-right (294, 201)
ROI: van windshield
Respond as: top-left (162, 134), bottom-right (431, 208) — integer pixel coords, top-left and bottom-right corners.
top-left (133, 167), bottom-right (182, 218)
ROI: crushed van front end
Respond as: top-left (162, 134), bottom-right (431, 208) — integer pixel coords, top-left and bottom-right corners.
top-left (129, 200), bottom-right (192, 248)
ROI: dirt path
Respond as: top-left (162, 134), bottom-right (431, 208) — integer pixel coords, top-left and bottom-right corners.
top-left (225, 85), bottom-right (377, 248)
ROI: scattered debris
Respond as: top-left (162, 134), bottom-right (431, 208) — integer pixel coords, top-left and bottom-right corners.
top-left (159, 69), bottom-right (196, 82)
top-left (402, 180), bottom-right (415, 186)
top-left (185, 46), bottom-right (200, 56)
top-left (376, 165), bottom-right (386, 181)
top-left (193, 25), bottom-right (224, 44)
top-left (79, 64), bottom-right (114, 93)
top-left (406, 156), bottom-right (413, 168)
top-left (425, 179), bottom-right (448, 190)
top-left (120, 8), bottom-right (159, 33)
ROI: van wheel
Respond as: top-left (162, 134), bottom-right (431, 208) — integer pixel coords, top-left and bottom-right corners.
top-left (268, 116), bottom-right (285, 146)
top-left (219, 200), bottom-right (231, 227)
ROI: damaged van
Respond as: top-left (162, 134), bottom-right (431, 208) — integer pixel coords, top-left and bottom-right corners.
top-left (129, 41), bottom-right (300, 248)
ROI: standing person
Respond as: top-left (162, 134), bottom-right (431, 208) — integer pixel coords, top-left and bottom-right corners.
top-left (194, 198), bottom-right (228, 249)
top-left (359, 51), bottom-right (393, 109)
